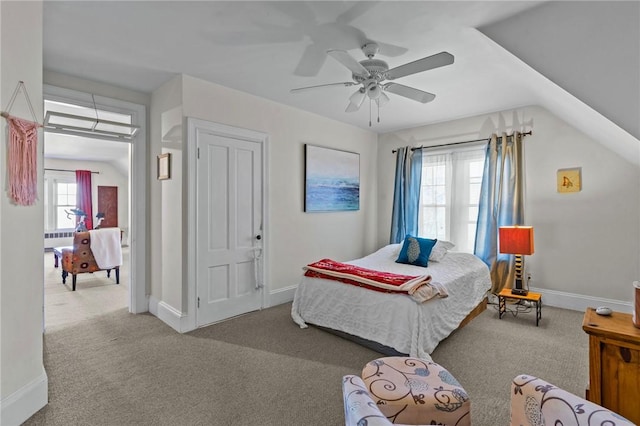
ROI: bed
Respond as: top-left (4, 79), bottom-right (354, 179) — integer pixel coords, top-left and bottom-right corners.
top-left (291, 243), bottom-right (491, 360)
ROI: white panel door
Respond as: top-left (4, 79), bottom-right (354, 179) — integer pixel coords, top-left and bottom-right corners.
top-left (196, 130), bottom-right (263, 326)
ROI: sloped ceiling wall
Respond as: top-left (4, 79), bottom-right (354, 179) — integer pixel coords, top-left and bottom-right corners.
top-left (479, 1), bottom-right (640, 142)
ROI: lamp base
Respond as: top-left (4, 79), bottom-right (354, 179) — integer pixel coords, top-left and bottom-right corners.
top-left (512, 260), bottom-right (528, 296)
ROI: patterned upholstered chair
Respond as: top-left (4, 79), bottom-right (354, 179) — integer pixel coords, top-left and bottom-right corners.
top-left (343, 375), bottom-right (398, 426)
top-left (60, 231), bottom-right (120, 291)
top-left (359, 357), bottom-right (471, 425)
top-left (510, 374), bottom-right (634, 425)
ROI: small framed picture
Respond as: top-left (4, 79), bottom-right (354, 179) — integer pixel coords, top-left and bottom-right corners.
top-left (557, 167), bottom-right (581, 193)
top-left (157, 153), bottom-right (171, 180)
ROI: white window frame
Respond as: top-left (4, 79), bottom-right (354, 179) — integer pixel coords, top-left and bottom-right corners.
top-left (418, 144), bottom-right (485, 253)
top-left (44, 172), bottom-right (78, 232)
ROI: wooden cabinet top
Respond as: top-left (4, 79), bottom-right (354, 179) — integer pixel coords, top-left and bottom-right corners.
top-left (582, 308), bottom-right (640, 345)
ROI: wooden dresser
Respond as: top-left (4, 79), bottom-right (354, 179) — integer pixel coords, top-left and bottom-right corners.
top-left (582, 308), bottom-right (640, 424)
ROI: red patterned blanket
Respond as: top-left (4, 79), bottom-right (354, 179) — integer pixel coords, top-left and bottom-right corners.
top-left (303, 258), bottom-right (448, 303)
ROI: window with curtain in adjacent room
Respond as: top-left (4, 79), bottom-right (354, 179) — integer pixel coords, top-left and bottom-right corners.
top-left (418, 146), bottom-right (485, 253)
top-left (44, 173), bottom-right (77, 231)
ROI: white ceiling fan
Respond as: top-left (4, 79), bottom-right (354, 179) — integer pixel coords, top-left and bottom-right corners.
top-left (291, 43), bottom-right (454, 124)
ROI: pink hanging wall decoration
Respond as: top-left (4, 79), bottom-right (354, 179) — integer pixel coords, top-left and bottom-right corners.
top-left (6, 114), bottom-right (39, 206)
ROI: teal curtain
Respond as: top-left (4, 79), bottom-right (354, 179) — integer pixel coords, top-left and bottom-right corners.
top-left (390, 147), bottom-right (423, 243)
top-left (474, 133), bottom-right (524, 293)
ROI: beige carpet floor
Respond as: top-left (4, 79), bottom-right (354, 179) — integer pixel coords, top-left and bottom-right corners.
top-left (25, 295), bottom-right (589, 426)
top-left (44, 247), bottom-right (129, 332)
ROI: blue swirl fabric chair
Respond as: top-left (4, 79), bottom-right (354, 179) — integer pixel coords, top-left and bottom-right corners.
top-left (510, 374), bottom-right (634, 425)
top-left (353, 356), bottom-right (471, 425)
top-left (343, 375), bottom-right (397, 426)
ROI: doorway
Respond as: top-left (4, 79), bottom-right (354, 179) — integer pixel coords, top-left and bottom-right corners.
top-left (43, 85), bottom-right (147, 330)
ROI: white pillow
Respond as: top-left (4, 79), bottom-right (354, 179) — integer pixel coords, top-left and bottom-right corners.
top-left (429, 240), bottom-right (455, 262)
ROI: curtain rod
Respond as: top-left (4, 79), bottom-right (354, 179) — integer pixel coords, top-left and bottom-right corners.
top-left (392, 130), bottom-right (532, 153)
top-left (45, 168), bottom-right (99, 174)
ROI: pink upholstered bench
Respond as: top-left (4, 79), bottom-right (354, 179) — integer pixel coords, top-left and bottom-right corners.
top-left (361, 357), bottom-right (471, 425)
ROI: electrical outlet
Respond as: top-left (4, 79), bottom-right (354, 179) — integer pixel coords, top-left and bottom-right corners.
top-left (527, 272), bottom-right (532, 282)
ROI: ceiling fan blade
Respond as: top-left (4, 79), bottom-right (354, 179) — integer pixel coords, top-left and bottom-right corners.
top-left (327, 50), bottom-right (370, 77)
top-left (387, 51), bottom-right (454, 80)
top-left (271, 2), bottom-right (317, 24)
top-left (290, 82), bottom-right (356, 93)
top-left (345, 89), bottom-right (366, 112)
top-left (205, 21), bottom-right (302, 46)
top-left (294, 43), bottom-right (327, 77)
top-left (336, 2), bottom-right (378, 24)
top-left (374, 41), bottom-right (408, 57)
top-left (384, 83), bottom-right (436, 103)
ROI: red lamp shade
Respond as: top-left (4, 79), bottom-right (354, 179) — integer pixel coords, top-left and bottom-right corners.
top-left (499, 226), bottom-right (534, 255)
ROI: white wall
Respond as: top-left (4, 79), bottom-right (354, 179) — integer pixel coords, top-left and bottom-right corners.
top-left (480, 1), bottom-right (640, 141)
top-left (43, 158), bottom-right (129, 246)
top-left (0, 2), bottom-right (48, 424)
top-left (150, 76), bottom-right (183, 310)
top-left (378, 106), bottom-right (640, 308)
top-left (150, 74), bottom-right (378, 323)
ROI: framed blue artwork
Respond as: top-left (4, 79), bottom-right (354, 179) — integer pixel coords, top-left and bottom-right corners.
top-left (304, 144), bottom-right (360, 212)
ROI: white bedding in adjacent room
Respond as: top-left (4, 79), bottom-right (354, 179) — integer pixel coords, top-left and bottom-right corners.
top-left (291, 244), bottom-right (491, 359)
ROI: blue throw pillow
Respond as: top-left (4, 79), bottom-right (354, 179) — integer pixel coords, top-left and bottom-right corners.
top-left (396, 235), bottom-right (437, 267)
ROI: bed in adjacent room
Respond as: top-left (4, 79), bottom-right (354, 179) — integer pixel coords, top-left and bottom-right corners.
top-left (291, 241), bottom-right (491, 359)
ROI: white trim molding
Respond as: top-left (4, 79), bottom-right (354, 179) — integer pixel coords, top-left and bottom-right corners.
top-left (0, 368), bottom-right (48, 426)
top-left (43, 84), bottom-right (148, 314)
top-left (267, 285), bottom-right (297, 307)
top-left (530, 286), bottom-right (634, 314)
top-left (148, 296), bottom-right (193, 333)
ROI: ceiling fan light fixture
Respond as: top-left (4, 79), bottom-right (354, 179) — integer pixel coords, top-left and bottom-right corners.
top-left (291, 42), bottom-right (454, 125)
top-left (367, 83), bottom-right (381, 100)
top-left (346, 88), bottom-right (366, 112)
top-left (376, 91), bottom-right (390, 107)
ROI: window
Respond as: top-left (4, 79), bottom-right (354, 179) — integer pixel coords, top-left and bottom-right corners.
top-left (418, 147), bottom-right (485, 253)
top-left (44, 173), bottom-right (77, 231)
top-left (56, 182), bottom-right (77, 229)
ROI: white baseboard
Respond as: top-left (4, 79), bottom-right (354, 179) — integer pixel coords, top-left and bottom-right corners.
top-left (150, 287), bottom-right (296, 333)
top-left (148, 296), bottom-right (194, 333)
top-left (0, 368), bottom-right (48, 426)
top-left (267, 285), bottom-right (297, 307)
top-left (530, 286), bottom-right (633, 314)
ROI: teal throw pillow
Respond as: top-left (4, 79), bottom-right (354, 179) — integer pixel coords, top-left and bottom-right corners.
top-left (396, 235), bottom-right (437, 267)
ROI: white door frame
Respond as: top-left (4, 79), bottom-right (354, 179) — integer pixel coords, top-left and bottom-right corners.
top-left (43, 85), bottom-right (148, 314)
top-left (186, 118), bottom-right (269, 331)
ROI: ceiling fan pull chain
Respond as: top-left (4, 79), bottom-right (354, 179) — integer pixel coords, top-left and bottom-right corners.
top-left (377, 101), bottom-right (380, 123)
top-left (369, 99), bottom-right (372, 127)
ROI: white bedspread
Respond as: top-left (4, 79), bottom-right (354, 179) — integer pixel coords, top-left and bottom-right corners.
top-left (291, 244), bottom-right (491, 360)
top-left (89, 228), bottom-right (122, 269)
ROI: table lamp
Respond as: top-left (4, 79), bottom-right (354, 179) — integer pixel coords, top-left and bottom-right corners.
top-left (499, 226), bottom-right (534, 296)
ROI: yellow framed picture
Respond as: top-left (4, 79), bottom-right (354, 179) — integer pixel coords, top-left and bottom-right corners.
top-left (557, 167), bottom-right (581, 193)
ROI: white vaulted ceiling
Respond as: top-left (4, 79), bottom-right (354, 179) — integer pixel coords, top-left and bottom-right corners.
top-left (43, 1), bottom-right (542, 133)
top-left (42, 1), bottom-right (640, 165)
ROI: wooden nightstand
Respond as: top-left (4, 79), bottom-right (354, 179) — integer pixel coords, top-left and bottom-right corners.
top-left (582, 308), bottom-right (640, 424)
top-left (497, 288), bottom-right (542, 326)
